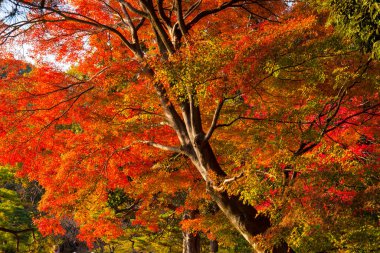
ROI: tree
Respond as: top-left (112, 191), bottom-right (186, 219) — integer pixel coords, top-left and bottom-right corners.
top-left (0, 1), bottom-right (379, 252)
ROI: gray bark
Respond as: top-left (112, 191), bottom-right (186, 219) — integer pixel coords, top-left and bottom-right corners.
top-left (182, 211), bottom-right (201, 253)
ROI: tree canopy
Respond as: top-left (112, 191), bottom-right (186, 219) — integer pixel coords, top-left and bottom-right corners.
top-left (0, 1), bottom-right (379, 252)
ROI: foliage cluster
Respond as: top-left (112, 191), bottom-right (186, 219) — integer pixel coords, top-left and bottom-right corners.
top-left (309, 0), bottom-right (380, 59)
top-left (0, 1), bottom-right (379, 252)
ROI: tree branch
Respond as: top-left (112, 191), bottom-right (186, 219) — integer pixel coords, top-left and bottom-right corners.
top-left (325, 103), bottom-right (380, 134)
top-left (115, 199), bottom-right (141, 214)
top-left (0, 227), bottom-right (35, 234)
top-left (16, 86), bottom-right (94, 112)
top-left (118, 0), bottom-right (149, 18)
top-left (151, 80), bottom-right (190, 147)
top-left (175, 0), bottom-right (187, 36)
top-left (14, 0), bottom-right (141, 57)
top-left (20, 66), bottom-right (109, 99)
top-left (119, 3), bottom-right (143, 45)
top-left (140, 0), bottom-right (175, 54)
top-left (186, 0), bottom-right (245, 30)
top-left (140, 140), bottom-right (185, 154)
top-left (204, 99), bottom-right (225, 143)
top-left (0, 227), bottom-right (35, 252)
top-left (184, 0), bottom-right (202, 19)
top-left (157, 0), bottom-right (172, 29)
top-left (213, 171), bottom-right (244, 192)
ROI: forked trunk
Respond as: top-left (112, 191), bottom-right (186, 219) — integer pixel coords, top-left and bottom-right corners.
top-left (152, 71), bottom-right (293, 251)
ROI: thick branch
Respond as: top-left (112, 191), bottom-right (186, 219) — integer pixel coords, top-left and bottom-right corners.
top-left (140, 0), bottom-right (175, 54)
top-left (175, 0), bottom-right (187, 36)
top-left (151, 80), bottom-right (190, 147)
top-left (118, 0), bottom-right (149, 18)
top-left (157, 0), bottom-right (172, 28)
top-left (120, 3), bottom-right (144, 46)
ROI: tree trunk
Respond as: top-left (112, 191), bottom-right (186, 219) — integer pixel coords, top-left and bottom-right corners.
top-left (200, 142), bottom-right (293, 253)
top-left (207, 186), bottom-right (270, 253)
top-left (151, 71), bottom-right (293, 251)
top-left (182, 211), bottom-right (201, 253)
top-left (210, 240), bottom-right (218, 253)
top-left (182, 231), bottom-right (201, 253)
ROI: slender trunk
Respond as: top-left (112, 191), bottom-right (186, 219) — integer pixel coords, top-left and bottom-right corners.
top-left (182, 211), bottom-right (201, 253)
top-left (130, 240), bottom-right (137, 253)
top-left (210, 240), bottom-right (218, 253)
top-left (182, 231), bottom-right (201, 253)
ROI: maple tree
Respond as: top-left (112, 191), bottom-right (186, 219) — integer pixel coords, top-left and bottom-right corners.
top-left (0, 1), bottom-right (379, 252)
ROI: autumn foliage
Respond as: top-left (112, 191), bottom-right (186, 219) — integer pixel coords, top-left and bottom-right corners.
top-left (0, 0), bottom-right (379, 252)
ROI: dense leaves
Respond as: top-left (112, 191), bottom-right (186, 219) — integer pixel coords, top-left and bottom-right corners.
top-left (0, 1), bottom-right (379, 252)
top-left (309, 0), bottom-right (380, 59)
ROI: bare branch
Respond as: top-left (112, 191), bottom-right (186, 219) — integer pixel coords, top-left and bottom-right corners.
top-left (184, 0), bottom-right (202, 19)
top-left (116, 106), bottom-right (164, 117)
top-left (213, 171), bottom-right (244, 192)
top-left (325, 103), bottom-right (380, 134)
top-left (187, 0), bottom-right (245, 30)
top-left (140, 140), bottom-right (185, 154)
top-left (119, 3), bottom-right (143, 46)
top-left (241, 5), bottom-right (280, 23)
top-left (135, 17), bottom-right (146, 31)
top-left (216, 116), bottom-right (313, 129)
top-left (151, 80), bottom-right (190, 147)
top-left (175, 0), bottom-right (187, 36)
top-left (16, 86), bottom-right (94, 112)
top-left (118, 0), bottom-right (149, 18)
top-left (13, 0), bottom-right (141, 57)
top-left (203, 94), bottom-right (246, 142)
top-left (157, 0), bottom-right (172, 28)
top-left (103, 145), bottom-right (133, 171)
top-left (0, 227), bottom-right (35, 234)
top-left (204, 99), bottom-right (225, 143)
top-left (0, 227), bottom-right (35, 251)
top-left (114, 199), bottom-right (141, 214)
top-left (20, 66), bottom-right (109, 99)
